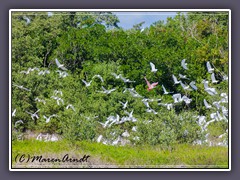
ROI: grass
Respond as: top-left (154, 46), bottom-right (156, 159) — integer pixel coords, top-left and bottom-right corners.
top-left (11, 140), bottom-right (228, 169)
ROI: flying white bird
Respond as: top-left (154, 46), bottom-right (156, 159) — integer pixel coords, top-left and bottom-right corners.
top-left (35, 97), bottom-right (46, 105)
top-left (144, 77), bottom-right (158, 91)
top-left (172, 93), bottom-right (182, 103)
top-left (189, 81), bottom-right (198, 90)
top-left (124, 110), bottom-right (137, 122)
top-left (55, 58), bottom-right (67, 71)
top-left (204, 99), bottom-right (212, 109)
top-left (92, 74), bottom-right (104, 82)
top-left (158, 103), bottom-right (173, 110)
top-left (122, 130), bottom-right (130, 138)
top-left (142, 100), bottom-right (150, 108)
top-left (119, 101), bottom-right (128, 109)
top-left (150, 62), bottom-right (158, 73)
top-left (140, 28), bottom-right (145, 33)
top-left (211, 73), bottom-right (218, 84)
top-left (97, 135), bottom-right (103, 143)
top-left (181, 59), bottom-right (188, 70)
top-left (213, 101), bottom-right (221, 110)
top-left (179, 74), bottom-right (189, 80)
top-left (206, 61), bottom-right (214, 73)
top-left (13, 84), bottom-right (31, 91)
top-left (132, 126), bottom-right (137, 132)
top-left (111, 73), bottom-right (122, 79)
top-left (222, 106), bottom-right (228, 117)
top-left (172, 75), bottom-right (181, 85)
top-left (98, 86), bottom-right (116, 94)
top-left (12, 109), bottom-right (16, 117)
top-left (162, 84), bottom-right (173, 94)
top-left (51, 96), bottom-right (64, 105)
top-left (43, 114), bottom-right (57, 123)
top-left (56, 70), bottom-right (68, 78)
top-left (66, 104), bottom-right (76, 111)
top-left (20, 68), bottom-right (31, 75)
top-left (38, 70), bottom-right (50, 75)
top-left (222, 74), bottom-right (228, 81)
top-left (14, 120), bottom-right (23, 127)
top-left (120, 76), bottom-right (135, 83)
top-left (26, 109), bottom-right (40, 120)
top-left (202, 80), bottom-right (217, 95)
top-left (54, 90), bottom-right (63, 96)
top-left (82, 79), bottom-right (92, 87)
top-left (146, 108), bottom-right (158, 114)
top-left (180, 81), bottom-right (191, 91)
top-left (182, 95), bottom-right (192, 105)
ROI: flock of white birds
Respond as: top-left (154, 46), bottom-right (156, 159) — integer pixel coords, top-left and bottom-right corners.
top-left (12, 58), bottom-right (228, 146)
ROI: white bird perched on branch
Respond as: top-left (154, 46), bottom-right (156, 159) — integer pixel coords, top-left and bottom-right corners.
top-left (92, 74), bottom-right (104, 82)
top-left (189, 81), bottom-right (198, 90)
top-left (211, 73), bottom-right (218, 84)
top-left (172, 75), bottom-right (181, 85)
top-left (162, 84), bottom-right (173, 94)
top-left (26, 109), bottom-right (40, 120)
top-left (150, 62), bottom-right (158, 73)
top-left (181, 59), bottom-right (188, 70)
top-left (203, 99), bottom-right (212, 109)
top-left (206, 61), bottom-right (214, 73)
top-left (119, 101), bottom-right (128, 109)
top-left (66, 104), bottom-right (76, 111)
top-left (44, 114), bottom-right (57, 123)
top-left (13, 84), bottom-right (31, 91)
top-left (146, 108), bottom-right (158, 114)
top-left (55, 58), bottom-right (67, 71)
top-left (82, 79), bottom-right (92, 87)
top-left (12, 109), bottom-right (16, 117)
top-left (98, 86), bottom-right (116, 94)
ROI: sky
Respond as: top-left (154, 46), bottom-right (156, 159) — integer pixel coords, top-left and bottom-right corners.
top-left (113, 12), bottom-right (177, 29)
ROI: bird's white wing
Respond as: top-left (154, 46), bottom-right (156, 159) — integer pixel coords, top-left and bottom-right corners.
top-left (143, 101), bottom-right (149, 108)
top-left (150, 62), bottom-right (155, 70)
top-left (162, 85), bottom-right (167, 93)
top-left (55, 58), bottom-right (61, 67)
top-left (206, 62), bottom-right (212, 71)
top-left (211, 73), bottom-right (218, 82)
top-left (82, 79), bottom-right (88, 85)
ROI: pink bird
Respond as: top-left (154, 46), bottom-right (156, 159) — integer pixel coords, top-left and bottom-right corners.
top-left (144, 77), bottom-right (158, 91)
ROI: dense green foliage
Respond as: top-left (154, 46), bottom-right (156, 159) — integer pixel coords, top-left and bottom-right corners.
top-left (11, 11), bottom-right (229, 148)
